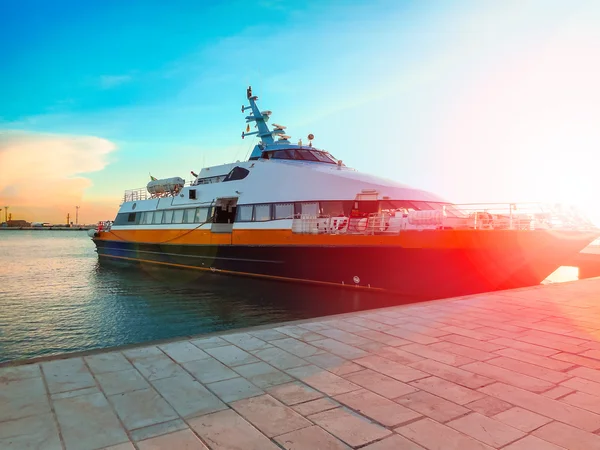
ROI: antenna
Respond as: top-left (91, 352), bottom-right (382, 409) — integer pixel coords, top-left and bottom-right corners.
top-left (75, 206), bottom-right (80, 225)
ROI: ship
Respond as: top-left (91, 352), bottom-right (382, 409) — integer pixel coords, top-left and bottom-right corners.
top-left (90, 86), bottom-right (599, 299)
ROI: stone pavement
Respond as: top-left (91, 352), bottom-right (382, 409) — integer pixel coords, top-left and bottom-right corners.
top-left (3, 278), bottom-right (600, 449)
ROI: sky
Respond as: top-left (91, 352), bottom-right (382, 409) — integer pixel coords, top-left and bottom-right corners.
top-left (1, 0), bottom-right (600, 224)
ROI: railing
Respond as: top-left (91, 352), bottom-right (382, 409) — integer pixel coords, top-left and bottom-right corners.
top-left (123, 187), bottom-right (149, 202)
top-left (291, 203), bottom-right (597, 235)
top-left (96, 220), bottom-right (113, 232)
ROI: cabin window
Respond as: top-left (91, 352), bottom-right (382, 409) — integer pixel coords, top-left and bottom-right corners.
top-left (152, 211), bottom-right (163, 224)
top-left (321, 201), bottom-right (349, 217)
top-left (237, 205), bottom-right (253, 222)
top-left (194, 207), bottom-right (209, 223)
top-left (141, 212), bottom-right (152, 225)
top-left (172, 209), bottom-right (184, 223)
top-left (189, 189), bottom-right (196, 200)
top-left (274, 203), bottom-right (294, 219)
top-left (162, 209), bottom-right (174, 224)
top-left (182, 209), bottom-right (194, 224)
top-left (254, 204), bottom-right (271, 221)
top-left (297, 149), bottom-right (319, 161)
top-left (128, 213), bottom-right (136, 222)
top-left (223, 166), bottom-right (250, 182)
top-left (299, 202), bottom-right (319, 217)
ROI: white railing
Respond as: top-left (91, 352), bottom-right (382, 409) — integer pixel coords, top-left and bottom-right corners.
top-left (123, 187), bottom-right (149, 202)
top-left (291, 203), bottom-right (597, 235)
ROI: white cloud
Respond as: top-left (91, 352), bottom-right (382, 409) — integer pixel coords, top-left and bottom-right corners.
top-left (0, 130), bottom-right (117, 223)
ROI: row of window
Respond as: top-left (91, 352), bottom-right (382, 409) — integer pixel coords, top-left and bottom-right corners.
top-left (113, 200), bottom-right (449, 226)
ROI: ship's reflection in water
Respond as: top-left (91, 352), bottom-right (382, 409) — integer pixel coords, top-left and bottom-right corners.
top-left (8, 258), bottom-right (413, 363)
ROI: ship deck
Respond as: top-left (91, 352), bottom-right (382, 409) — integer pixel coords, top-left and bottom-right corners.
top-left (3, 278), bottom-right (600, 449)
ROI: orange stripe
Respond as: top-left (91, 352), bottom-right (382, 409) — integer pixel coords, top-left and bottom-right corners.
top-left (99, 253), bottom-right (385, 291)
top-left (97, 228), bottom-right (598, 250)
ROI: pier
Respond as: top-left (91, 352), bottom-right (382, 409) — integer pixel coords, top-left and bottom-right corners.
top-left (4, 279), bottom-right (600, 449)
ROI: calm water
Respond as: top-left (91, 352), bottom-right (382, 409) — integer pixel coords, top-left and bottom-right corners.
top-left (0, 230), bottom-right (414, 363)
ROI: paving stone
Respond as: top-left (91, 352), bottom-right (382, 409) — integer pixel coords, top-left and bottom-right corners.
top-left (305, 352), bottom-right (363, 376)
top-left (567, 366), bottom-right (600, 383)
top-left (221, 332), bottom-right (272, 351)
top-left (310, 338), bottom-right (369, 359)
top-left (374, 346), bottom-right (425, 365)
top-left (317, 328), bottom-right (374, 346)
top-left (354, 355), bottom-right (428, 382)
top-left (42, 357), bottom-right (96, 394)
top-left (532, 421), bottom-right (600, 450)
top-left (96, 368), bottom-right (150, 396)
top-left (334, 388), bottom-right (421, 427)
top-left (252, 347), bottom-right (309, 370)
top-left (152, 373), bottom-right (227, 417)
top-left (158, 341), bottom-right (211, 363)
top-left (429, 341), bottom-right (495, 361)
top-left (0, 376), bottom-right (50, 421)
top-left (380, 327), bottom-right (439, 345)
top-left (51, 386), bottom-right (101, 400)
top-left (182, 357), bottom-right (239, 384)
top-left (401, 322), bottom-right (451, 338)
top-left (447, 412), bottom-right (525, 447)
top-left (0, 412), bottom-right (62, 450)
top-left (461, 361), bottom-right (554, 393)
top-left (503, 435), bottom-right (566, 450)
top-left (488, 337), bottom-right (558, 356)
top-left (124, 347), bottom-right (188, 381)
top-left (309, 407), bottom-right (391, 447)
top-left (266, 381), bottom-right (323, 405)
top-left (109, 387), bottom-right (179, 430)
top-left (562, 376), bottom-right (600, 397)
top-left (248, 328), bottom-right (289, 341)
top-left (356, 329), bottom-right (410, 345)
top-left (189, 336), bottom-right (230, 349)
top-left (395, 390), bottom-right (470, 423)
top-left (286, 364), bottom-right (361, 396)
top-left (495, 348), bottom-right (574, 371)
top-left (85, 352), bottom-right (133, 374)
top-left (480, 382), bottom-right (600, 432)
top-left (344, 368), bottom-right (417, 399)
top-left (292, 397), bottom-right (340, 416)
top-left (130, 418), bottom-right (188, 442)
top-left (189, 409), bottom-right (280, 450)
top-left (561, 390), bottom-right (600, 414)
top-left (410, 376), bottom-right (485, 405)
top-left (102, 443), bottom-right (136, 450)
top-left (206, 377), bottom-right (264, 403)
top-left (54, 391), bottom-right (129, 450)
top-left (541, 385), bottom-right (574, 399)
top-left (409, 359), bottom-right (492, 389)
top-left (137, 429), bottom-right (208, 449)
top-left (275, 325), bottom-right (325, 341)
top-left (361, 434), bottom-right (426, 449)
top-left (551, 352), bottom-right (600, 369)
top-left (269, 337), bottom-right (322, 357)
top-left (395, 417), bottom-right (494, 450)
top-left (485, 356), bottom-right (570, 384)
top-left (231, 394), bottom-right (312, 437)
top-left (275, 425), bottom-right (351, 450)
top-left (204, 345), bottom-right (259, 367)
top-left (465, 396), bottom-right (513, 416)
top-left (439, 325), bottom-right (496, 341)
top-left (401, 343), bottom-right (474, 366)
top-left (233, 361), bottom-right (293, 388)
top-left (0, 363), bottom-right (41, 382)
top-left (441, 334), bottom-right (505, 352)
top-left (493, 407), bottom-right (552, 432)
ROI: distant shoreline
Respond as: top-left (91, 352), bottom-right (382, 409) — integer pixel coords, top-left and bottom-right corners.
top-left (0, 226), bottom-right (95, 231)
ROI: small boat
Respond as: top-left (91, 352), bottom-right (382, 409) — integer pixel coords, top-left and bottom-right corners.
top-left (90, 86), bottom-right (599, 299)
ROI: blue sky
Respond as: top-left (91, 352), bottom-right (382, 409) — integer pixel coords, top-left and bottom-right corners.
top-left (2, 0), bottom-right (600, 223)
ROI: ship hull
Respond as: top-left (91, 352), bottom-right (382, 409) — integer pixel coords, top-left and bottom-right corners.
top-left (93, 229), bottom-right (597, 300)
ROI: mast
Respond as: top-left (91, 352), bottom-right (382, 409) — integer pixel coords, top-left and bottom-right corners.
top-left (242, 86), bottom-right (274, 145)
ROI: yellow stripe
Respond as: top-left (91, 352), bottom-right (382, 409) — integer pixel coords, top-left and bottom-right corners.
top-left (99, 253), bottom-right (386, 292)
